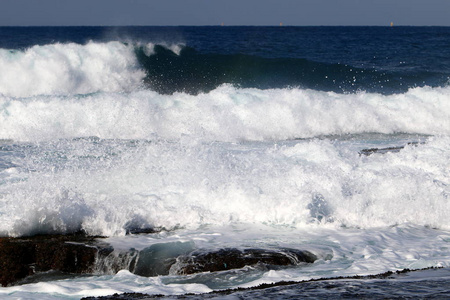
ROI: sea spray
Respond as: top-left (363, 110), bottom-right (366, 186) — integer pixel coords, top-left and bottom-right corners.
top-left (0, 42), bottom-right (145, 97)
top-left (1, 135), bottom-right (448, 237)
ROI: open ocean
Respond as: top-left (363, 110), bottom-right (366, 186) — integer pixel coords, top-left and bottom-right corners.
top-left (0, 26), bottom-right (449, 299)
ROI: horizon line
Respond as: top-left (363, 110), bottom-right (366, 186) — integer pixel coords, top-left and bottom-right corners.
top-left (1, 24), bottom-right (449, 27)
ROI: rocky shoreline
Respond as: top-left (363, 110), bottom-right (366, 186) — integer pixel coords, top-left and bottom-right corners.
top-left (0, 233), bottom-right (105, 286)
top-left (1, 234), bottom-right (447, 299)
top-left (80, 267), bottom-right (448, 300)
top-left (0, 233), bottom-right (317, 287)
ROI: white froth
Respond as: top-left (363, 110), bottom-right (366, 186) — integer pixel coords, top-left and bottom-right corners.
top-left (0, 85), bottom-right (449, 142)
top-left (0, 270), bottom-right (211, 299)
top-left (0, 134), bottom-right (449, 237)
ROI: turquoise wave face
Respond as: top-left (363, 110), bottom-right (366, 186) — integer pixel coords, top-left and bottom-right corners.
top-left (136, 44), bottom-right (449, 95)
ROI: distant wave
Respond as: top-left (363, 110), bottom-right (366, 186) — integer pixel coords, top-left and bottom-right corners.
top-left (1, 85), bottom-right (449, 142)
top-left (1, 41), bottom-right (449, 98)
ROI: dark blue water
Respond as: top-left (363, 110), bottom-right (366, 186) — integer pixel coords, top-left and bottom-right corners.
top-left (79, 268), bottom-right (450, 299)
top-left (1, 26), bottom-right (449, 94)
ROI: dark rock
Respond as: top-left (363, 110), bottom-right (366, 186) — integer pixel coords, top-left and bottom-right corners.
top-left (359, 146), bottom-right (405, 155)
top-left (0, 233), bottom-right (104, 286)
top-left (0, 232), bottom-right (317, 288)
top-left (0, 237), bottom-right (35, 286)
top-left (125, 227), bottom-right (161, 235)
top-left (170, 248), bottom-right (317, 275)
top-left (82, 292), bottom-right (165, 300)
top-left (359, 142), bottom-right (422, 156)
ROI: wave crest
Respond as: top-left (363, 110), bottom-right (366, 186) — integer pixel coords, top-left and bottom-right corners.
top-left (1, 85), bottom-right (449, 142)
top-left (0, 41), bottom-right (145, 97)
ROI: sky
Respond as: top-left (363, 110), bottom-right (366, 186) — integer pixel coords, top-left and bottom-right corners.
top-left (1, 0), bottom-right (449, 26)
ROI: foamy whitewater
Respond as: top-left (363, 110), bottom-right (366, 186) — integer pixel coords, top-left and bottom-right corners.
top-left (0, 26), bottom-right (449, 299)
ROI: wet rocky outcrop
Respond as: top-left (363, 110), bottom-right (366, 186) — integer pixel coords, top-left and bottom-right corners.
top-left (0, 233), bottom-right (317, 287)
top-left (170, 248), bottom-right (317, 275)
top-left (0, 233), bottom-right (104, 286)
top-left (97, 245), bottom-right (316, 277)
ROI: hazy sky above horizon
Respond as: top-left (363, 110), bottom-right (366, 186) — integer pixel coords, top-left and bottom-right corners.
top-left (1, 0), bottom-right (449, 26)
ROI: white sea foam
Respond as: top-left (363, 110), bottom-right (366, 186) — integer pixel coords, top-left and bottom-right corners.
top-left (0, 42), bottom-right (145, 97)
top-left (1, 81), bottom-right (449, 237)
top-left (0, 270), bottom-right (211, 299)
top-left (0, 133), bottom-right (448, 237)
top-left (0, 85), bottom-right (449, 142)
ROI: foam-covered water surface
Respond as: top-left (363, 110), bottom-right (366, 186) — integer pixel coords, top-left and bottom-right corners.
top-left (1, 133), bottom-right (449, 237)
top-left (1, 85), bottom-right (449, 142)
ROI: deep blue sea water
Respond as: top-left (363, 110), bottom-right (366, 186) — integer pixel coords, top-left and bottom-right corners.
top-left (0, 26), bottom-right (449, 299)
top-left (1, 26), bottom-right (449, 94)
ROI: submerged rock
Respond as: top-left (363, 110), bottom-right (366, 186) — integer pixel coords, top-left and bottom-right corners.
top-left (170, 248), bottom-right (317, 275)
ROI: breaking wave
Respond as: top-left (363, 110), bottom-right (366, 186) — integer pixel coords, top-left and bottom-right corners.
top-left (0, 85), bottom-right (449, 142)
top-left (1, 41), bottom-right (449, 98)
